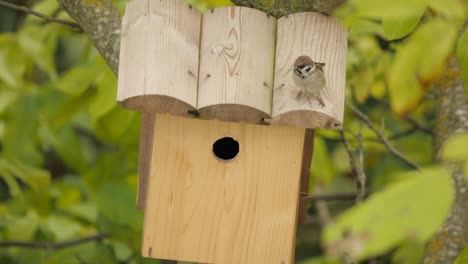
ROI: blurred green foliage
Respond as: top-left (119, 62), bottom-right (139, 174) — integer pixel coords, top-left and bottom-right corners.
top-left (0, 0), bottom-right (467, 263)
top-left (0, 0), bottom-right (145, 263)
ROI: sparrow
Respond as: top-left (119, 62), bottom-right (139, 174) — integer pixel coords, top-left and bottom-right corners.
top-left (293, 55), bottom-right (326, 107)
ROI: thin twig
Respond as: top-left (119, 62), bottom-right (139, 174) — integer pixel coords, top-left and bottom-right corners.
top-left (302, 192), bottom-right (370, 201)
top-left (0, 233), bottom-right (108, 250)
top-left (346, 101), bottom-right (421, 170)
top-left (340, 130), bottom-right (359, 185)
top-left (356, 125), bottom-right (367, 203)
top-left (0, 1), bottom-right (80, 29)
top-left (404, 116), bottom-right (433, 135)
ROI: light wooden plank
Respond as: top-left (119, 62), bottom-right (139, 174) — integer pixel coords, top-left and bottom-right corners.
top-left (142, 114), bottom-right (305, 264)
top-left (272, 12), bottom-right (347, 129)
top-left (117, 0), bottom-right (200, 115)
top-left (197, 7), bottom-right (276, 124)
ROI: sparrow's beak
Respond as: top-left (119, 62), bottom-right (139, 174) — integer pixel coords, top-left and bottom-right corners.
top-left (316, 62), bottom-right (326, 69)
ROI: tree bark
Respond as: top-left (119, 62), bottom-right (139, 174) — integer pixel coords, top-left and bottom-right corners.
top-left (423, 58), bottom-right (468, 263)
top-left (231, 0), bottom-right (345, 17)
top-left (57, 0), bottom-right (121, 75)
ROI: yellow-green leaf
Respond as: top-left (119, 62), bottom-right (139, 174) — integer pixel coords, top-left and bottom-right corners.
top-left (56, 64), bottom-right (103, 96)
top-left (440, 133), bottom-right (468, 161)
top-left (389, 19), bottom-right (458, 115)
top-left (429, 0), bottom-right (466, 21)
top-left (323, 167), bottom-right (453, 261)
top-left (18, 25), bottom-right (58, 78)
top-left (0, 37), bottom-right (27, 87)
top-left (454, 247), bottom-right (468, 264)
top-left (88, 70), bottom-right (117, 121)
top-left (7, 210), bottom-right (40, 241)
top-left (311, 137), bottom-right (335, 188)
top-left (392, 241), bottom-right (425, 264)
top-left (383, 15), bottom-right (422, 40)
top-left (350, 0), bottom-right (427, 19)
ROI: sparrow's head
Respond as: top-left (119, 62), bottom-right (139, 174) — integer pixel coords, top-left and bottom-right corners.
top-left (293, 56), bottom-right (325, 79)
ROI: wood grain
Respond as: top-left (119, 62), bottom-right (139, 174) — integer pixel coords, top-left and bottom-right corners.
top-left (117, 0), bottom-right (200, 115)
top-left (142, 114), bottom-right (305, 263)
top-left (197, 7), bottom-right (276, 124)
top-left (297, 129), bottom-right (315, 224)
top-left (136, 112), bottom-right (155, 210)
top-left (272, 12), bottom-right (347, 129)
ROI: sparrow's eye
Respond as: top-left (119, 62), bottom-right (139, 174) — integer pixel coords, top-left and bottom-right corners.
top-left (303, 65), bottom-right (314, 73)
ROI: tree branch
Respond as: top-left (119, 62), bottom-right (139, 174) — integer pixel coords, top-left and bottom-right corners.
top-left (346, 101), bottom-right (421, 170)
top-left (57, 0), bottom-right (121, 75)
top-left (231, 0), bottom-right (346, 17)
top-left (0, 233), bottom-right (108, 250)
top-left (404, 116), bottom-right (433, 136)
top-left (0, 0), bottom-right (80, 29)
top-left (423, 65), bottom-right (468, 264)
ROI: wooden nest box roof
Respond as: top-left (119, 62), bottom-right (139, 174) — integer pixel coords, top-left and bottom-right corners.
top-left (117, 0), bottom-right (348, 130)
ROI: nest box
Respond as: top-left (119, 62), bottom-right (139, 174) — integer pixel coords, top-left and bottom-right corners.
top-left (117, 1), bottom-right (347, 263)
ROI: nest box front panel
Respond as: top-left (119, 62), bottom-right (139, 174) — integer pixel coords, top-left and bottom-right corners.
top-left (142, 114), bottom-right (306, 264)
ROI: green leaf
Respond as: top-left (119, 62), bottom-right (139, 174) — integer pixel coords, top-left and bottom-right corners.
top-left (0, 161), bottom-right (22, 198)
top-left (95, 106), bottom-right (138, 143)
top-left (44, 215), bottom-right (82, 241)
top-left (57, 188), bottom-right (81, 209)
top-left (3, 95), bottom-right (42, 165)
top-left (457, 30), bottom-right (468, 95)
top-left (382, 15), bottom-right (422, 40)
top-left (109, 240), bottom-right (133, 261)
top-left (53, 88), bottom-right (97, 128)
top-left (4, 159), bottom-right (51, 193)
top-left (454, 246), bottom-right (468, 264)
top-left (349, 0), bottom-right (427, 19)
top-left (348, 19), bottom-right (385, 37)
top-left (440, 133), bottom-right (468, 161)
top-left (7, 210), bottom-right (40, 241)
top-left (42, 125), bottom-right (88, 173)
top-left (388, 19), bottom-right (458, 115)
top-left (429, 0), bottom-right (466, 20)
top-left (26, 0), bottom-right (60, 24)
top-left (88, 70), bottom-right (117, 121)
top-left (97, 182), bottom-right (143, 230)
top-left (323, 167), bottom-right (453, 261)
top-left (56, 64), bottom-right (103, 96)
top-left (17, 25), bottom-right (58, 77)
top-left (392, 241), bottom-right (425, 264)
top-left (0, 35), bottom-right (27, 87)
top-left (68, 202), bottom-right (98, 223)
top-left (352, 68), bottom-right (375, 103)
top-left (311, 137), bottom-right (335, 188)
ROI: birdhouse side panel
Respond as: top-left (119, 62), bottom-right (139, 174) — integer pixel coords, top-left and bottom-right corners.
top-left (142, 115), bottom-right (305, 264)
